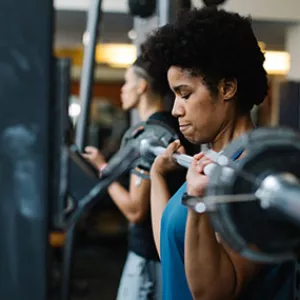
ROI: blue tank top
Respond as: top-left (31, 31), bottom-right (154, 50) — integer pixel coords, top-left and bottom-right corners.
top-left (238, 262), bottom-right (294, 299)
top-left (160, 150), bottom-right (295, 299)
top-left (161, 182), bottom-right (190, 300)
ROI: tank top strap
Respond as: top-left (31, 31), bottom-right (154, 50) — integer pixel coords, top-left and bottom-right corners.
top-left (231, 148), bottom-right (244, 161)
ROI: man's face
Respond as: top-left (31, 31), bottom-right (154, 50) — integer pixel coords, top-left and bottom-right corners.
top-left (120, 67), bottom-right (140, 111)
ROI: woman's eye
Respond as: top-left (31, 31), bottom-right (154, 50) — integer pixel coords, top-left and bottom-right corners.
top-left (182, 94), bottom-right (190, 100)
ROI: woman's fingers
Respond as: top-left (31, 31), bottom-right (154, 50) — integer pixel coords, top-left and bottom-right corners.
top-left (196, 159), bottom-right (213, 174)
top-left (193, 152), bottom-right (205, 160)
top-left (164, 140), bottom-right (182, 157)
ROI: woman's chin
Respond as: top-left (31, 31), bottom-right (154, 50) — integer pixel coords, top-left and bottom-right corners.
top-left (183, 134), bottom-right (197, 144)
top-left (183, 134), bottom-right (209, 146)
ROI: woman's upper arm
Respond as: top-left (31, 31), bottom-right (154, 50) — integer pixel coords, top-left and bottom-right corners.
top-left (221, 240), bottom-right (262, 297)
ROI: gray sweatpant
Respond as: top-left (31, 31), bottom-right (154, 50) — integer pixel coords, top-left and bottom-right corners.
top-left (116, 251), bottom-right (162, 300)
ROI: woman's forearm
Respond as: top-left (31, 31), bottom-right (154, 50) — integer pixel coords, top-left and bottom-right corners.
top-left (150, 171), bottom-right (171, 257)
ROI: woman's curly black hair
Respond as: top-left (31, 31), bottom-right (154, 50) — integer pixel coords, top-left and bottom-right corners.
top-left (141, 7), bottom-right (269, 114)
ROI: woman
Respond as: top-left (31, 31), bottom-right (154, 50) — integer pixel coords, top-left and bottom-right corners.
top-left (83, 55), bottom-right (192, 300)
top-left (142, 7), bottom-right (294, 300)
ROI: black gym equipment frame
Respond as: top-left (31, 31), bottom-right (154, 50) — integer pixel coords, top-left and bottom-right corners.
top-left (0, 0), bottom-right (53, 299)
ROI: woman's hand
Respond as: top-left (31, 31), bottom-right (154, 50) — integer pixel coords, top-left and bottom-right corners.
top-left (82, 146), bottom-right (107, 169)
top-left (186, 152), bottom-right (212, 197)
top-left (151, 140), bottom-right (185, 177)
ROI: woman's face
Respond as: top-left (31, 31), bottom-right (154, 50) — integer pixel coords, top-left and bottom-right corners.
top-left (120, 67), bottom-right (140, 111)
top-left (167, 66), bottom-right (231, 144)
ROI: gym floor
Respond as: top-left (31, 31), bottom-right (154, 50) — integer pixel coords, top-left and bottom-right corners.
top-left (50, 209), bottom-right (128, 300)
top-left (72, 237), bottom-right (127, 300)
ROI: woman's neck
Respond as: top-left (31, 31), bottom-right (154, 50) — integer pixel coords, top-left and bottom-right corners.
top-left (209, 114), bottom-right (254, 152)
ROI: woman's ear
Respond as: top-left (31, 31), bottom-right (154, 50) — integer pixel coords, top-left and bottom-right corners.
top-left (219, 78), bottom-right (238, 101)
top-left (136, 78), bottom-right (148, 95)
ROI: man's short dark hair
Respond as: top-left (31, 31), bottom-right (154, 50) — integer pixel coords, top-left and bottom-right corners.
top-left (132, 55), bottom-right (172, 98)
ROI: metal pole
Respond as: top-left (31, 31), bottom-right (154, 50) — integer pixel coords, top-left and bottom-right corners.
top-left (52, 58), bottom-right (72, 229)
top-left (75, 0), bottom-right (103, 151)
top-left (61, 223), bottom-right (76, 300)
top-left (158, 0), bottom-right (170, 26)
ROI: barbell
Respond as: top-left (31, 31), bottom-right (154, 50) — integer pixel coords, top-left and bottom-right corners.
top-left (203, 127), bottom-right (300, 263)
top-left (140, 125), bottom-right (300, 263)
top-left (119, 122), bottom-right (300, 263)
top-left (71, 121), bottom-right (300, 264)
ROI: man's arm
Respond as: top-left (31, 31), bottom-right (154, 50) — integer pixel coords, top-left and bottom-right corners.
top-left (108, 169), bottom-right (151, 223)
top-left (83, 146), bottom-right (151, 223)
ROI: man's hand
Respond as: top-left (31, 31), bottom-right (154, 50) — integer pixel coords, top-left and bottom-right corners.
top-left (82, 146), bottom-right (106, 169)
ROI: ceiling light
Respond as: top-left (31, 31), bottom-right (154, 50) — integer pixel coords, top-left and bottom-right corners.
top-left (69, 103), bottom-right (81, 118)
top-left (264, 51), bottom-right (290, 75)
top-left (95, 44), bottom-right (137, 68)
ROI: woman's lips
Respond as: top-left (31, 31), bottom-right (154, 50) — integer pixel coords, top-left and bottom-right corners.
top-left (179, 124), bottom-right (190, 132)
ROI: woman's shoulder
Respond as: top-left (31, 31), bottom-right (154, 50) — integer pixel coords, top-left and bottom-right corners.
top-left (162, 182), bottom-right (188, 223)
